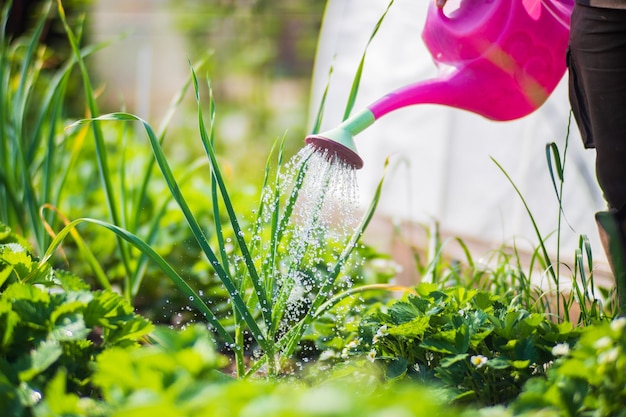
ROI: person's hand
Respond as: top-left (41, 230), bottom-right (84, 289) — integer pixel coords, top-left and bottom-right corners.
top-left (436, 0), bottom-right (446, 8)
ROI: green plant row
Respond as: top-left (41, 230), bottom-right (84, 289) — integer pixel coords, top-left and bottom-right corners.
top-left (4, 220), bottom-right (626, 417)
top-left (353, 284), bottom-right (581, 406)
top-left (0, 223), bottom-right (452, 417)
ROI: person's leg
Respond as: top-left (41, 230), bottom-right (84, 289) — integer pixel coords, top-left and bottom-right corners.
top-left (569, 5), bottom-right (626, 313)
top-left (569, 5), bottom-right (626, 211)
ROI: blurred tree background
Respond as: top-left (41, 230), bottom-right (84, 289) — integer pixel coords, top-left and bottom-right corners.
top-left (5, 0), bottom-right (327, 170)
top-left (166, 0), bottom-right (327, 168)
top-left (171, 0), bottom-right (325, 77)
top-left (83, 0), bottom-right (327, 174)
top-left (4, 0), bottom-right (91, 57)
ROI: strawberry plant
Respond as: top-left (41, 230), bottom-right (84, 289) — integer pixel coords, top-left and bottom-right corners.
top-left (0, 223), bottom-right (153, 416)
top-left (344, 283), bottom-right (581, 406)
top-left (514, 317), bottom-right (626, 416)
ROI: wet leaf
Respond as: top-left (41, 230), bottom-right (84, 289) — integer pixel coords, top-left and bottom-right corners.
top-left (18, 340), bottom-right (62, 382)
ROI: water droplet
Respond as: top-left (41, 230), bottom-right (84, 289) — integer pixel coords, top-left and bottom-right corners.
top-left (29, 390), bottom-right (42, 404)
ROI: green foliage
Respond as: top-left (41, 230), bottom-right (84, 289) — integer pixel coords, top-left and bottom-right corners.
top-left (491, 115), bottom-right (614, 321)
top-left (29, 322), bottom-right (464, 417)
top-left (0, 0), bottom-right (70, 251)
top-left (513, 317), bottom-right (626, 417)
top-left (0, 0), bottom-right (232, 308)
top-left (79, 330), bottom-right (460, 417)
top-left (410, 217), bottom-right (613, 327)
top-left (177, 379), bottom-right (459, 417)
top-left (0, 0), bottom-right (396, 380)
top-left (0, 224), bottom-right (153, 417)
top-left (0, 224), bottom-right (39, 287)
top-left (336, 283), bottom-right (581, 407)
top-left (92, 325), bottom-right (229, 413)
top-left (30, 324), bottom-right (228, 417)
top-left (62, 103), bottom-right (390, 377)
top-left (170, 0), bottom-right (325, 77)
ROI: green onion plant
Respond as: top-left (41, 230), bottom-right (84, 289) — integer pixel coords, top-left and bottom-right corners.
top-left (37, 0), bottom-right (398, 378)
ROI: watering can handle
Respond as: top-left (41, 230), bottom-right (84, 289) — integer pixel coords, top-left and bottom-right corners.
top-left (436, 4), bottom-right (448, 21)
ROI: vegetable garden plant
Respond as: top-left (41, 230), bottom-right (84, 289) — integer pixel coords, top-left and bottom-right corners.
top-left (1, 1), bottom-right (625, 416)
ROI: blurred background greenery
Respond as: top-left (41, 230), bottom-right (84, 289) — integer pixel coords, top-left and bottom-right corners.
top-left (89, 0), bottom-right (326, 172)
top-left (7, 0), bottom-right (326, 168)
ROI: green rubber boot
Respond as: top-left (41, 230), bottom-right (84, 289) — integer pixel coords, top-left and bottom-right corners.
top-left (595, 211), bottom-right (626, 314)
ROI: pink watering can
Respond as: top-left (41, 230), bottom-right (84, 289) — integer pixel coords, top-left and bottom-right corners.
top-left (305, 0), bottom-right (574, 169)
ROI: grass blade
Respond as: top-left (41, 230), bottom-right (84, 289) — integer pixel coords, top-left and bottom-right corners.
top-left (39, 204), bottom-right (111, 290)
top-left (56, 0), bottom-right (133, 296)
top-left (0, 1), bottom-right (10, 226)
top-left (310, 65), bottom-right (333, 134)
top-left (129, 158), bottom-right (210, 297)
top-left (342, 0), bottom-right (394, 121)
top-left (8, 2), bottom-right (53, 250)
top-left (189, 66), bottom-right (273, 331)
top-left (37, 217), bottom-right (234, 345)
top-left (491, 156), bottom-right (557, 285)
top-left (131, 60), bottom-right (202, 232)
top-left (68, 113), bottom-right (271, 354)
top-left (252, 136), bottom-right (283, 309)
top-left (546, 142), bottom-right (564, 192)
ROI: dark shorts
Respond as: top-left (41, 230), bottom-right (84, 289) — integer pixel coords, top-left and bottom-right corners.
top-left (568, 4), bottom-right (626, 210)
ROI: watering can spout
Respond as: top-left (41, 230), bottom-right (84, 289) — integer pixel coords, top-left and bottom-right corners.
top-left (305, 109), bottom-right (374, 169)
top-left (305, 0), bottom-right (574, 169)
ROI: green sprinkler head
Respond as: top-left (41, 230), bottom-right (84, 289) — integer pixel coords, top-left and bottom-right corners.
top-left (304, 109), bottom-right (375, 170)
top-left (305, 129), bottom-right (363, 169)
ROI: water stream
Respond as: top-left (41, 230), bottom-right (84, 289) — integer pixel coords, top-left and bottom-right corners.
top-left (261, 144), bottom-right (362, 330)
top-left (282, 144), bottom-right (360, 240)
top-left (166, 143), bottom-right (363, 368)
